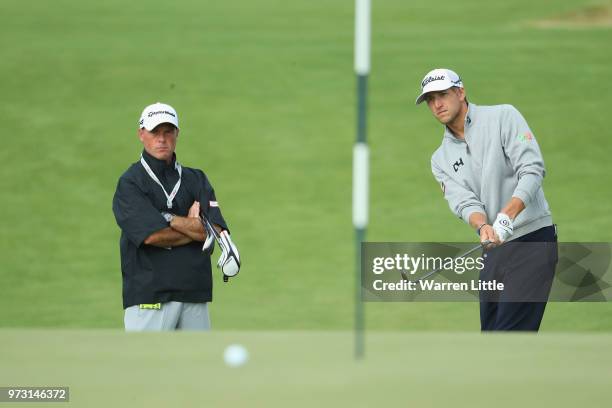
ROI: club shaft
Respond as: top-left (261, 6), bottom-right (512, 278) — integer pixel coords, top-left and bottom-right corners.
top-left (403, 241), bottom-right (490, 283)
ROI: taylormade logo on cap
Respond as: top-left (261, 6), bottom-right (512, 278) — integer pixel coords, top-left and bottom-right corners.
top-left (139, 102), bottom-right (180, 131)
top-left (415, 68), bottom-right (463, 105)
top-left (147, 110), bottom-right (176, 118)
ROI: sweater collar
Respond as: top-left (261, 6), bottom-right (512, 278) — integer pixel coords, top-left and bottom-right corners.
top-left (443, 102), bottom-right (477, 142)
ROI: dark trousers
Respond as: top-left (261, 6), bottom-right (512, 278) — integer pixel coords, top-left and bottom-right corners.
top-left (480, 225), bottom-right (558, 331)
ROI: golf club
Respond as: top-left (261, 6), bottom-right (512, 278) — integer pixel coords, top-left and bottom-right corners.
top-left (400, 240), bottom-right (491, 283)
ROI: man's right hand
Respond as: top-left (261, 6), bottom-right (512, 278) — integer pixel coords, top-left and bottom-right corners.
top-left (480, 224), bottom-right (500, 247)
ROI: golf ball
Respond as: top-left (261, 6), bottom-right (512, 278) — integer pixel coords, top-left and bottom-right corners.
top-left (224, 344), bottom-right (249, 367)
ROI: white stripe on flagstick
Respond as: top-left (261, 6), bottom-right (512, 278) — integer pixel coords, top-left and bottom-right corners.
top-left (354, 0), bottom-right (371, 75)
top-left (352, 143), bottom-right (369, 228)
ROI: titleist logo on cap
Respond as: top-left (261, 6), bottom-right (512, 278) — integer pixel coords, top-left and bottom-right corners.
top-left (147, 110), bottom-right (176, 118)
top-left (422, 75), bottom-right (445, 88)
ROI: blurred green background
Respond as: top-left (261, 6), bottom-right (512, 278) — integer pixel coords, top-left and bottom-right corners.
top-left (1, 0), bottom-right (611, 330)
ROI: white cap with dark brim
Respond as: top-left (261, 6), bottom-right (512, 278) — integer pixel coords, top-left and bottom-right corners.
top-left (415, 68), bottom-right (463, 105)
top-left (138, 102), bottom-right (180, 131)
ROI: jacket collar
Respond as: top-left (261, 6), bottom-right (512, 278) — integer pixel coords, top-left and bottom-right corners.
top-left (141, 149), bottom-right (177, 174)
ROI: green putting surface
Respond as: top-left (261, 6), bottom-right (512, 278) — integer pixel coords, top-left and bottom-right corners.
top-left (1, 329), bottom-right (611, 407)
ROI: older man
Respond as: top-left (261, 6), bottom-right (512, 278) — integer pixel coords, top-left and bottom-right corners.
top-left (112, 102), bottom-right (240, 331)
top-left (417, 69), bottom-right (557, 331)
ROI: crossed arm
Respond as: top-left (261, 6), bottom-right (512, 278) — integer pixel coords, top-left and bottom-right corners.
top-left (143, 201), bottom-right (206, 248)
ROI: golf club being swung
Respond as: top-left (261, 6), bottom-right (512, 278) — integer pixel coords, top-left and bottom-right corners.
top-left (400, 240), bottom-right (491, 283)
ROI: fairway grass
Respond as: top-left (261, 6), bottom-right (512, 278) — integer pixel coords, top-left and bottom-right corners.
top-left (1, 0), bottom-right (612, 331)
top-left (1, 329), bottom-right (611, 407)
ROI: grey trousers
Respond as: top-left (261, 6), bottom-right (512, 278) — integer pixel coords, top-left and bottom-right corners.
top-left (124, 302), bottom-right (210, 331)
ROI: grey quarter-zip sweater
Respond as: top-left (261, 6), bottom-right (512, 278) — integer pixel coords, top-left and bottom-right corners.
top-left (431, 102), bottom-right (553, 240)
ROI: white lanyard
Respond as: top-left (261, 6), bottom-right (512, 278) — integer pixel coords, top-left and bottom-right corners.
top-left (140, 155), bottom-right (182, 209)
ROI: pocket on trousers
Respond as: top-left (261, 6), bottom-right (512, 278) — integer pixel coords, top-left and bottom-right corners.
top-left (546, 241), bottom-right (559, 266)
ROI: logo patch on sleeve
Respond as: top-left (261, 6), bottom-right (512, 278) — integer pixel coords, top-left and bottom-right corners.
top-left (440, 182), bottom-right (445, 194)
top-left (209, 201), bottom-right (219, 207)
top-left (518, 131), bottom-right (534, 142)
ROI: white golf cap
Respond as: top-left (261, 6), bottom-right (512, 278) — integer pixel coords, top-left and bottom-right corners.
top-left (138, 102), bottom-right (179, 131)
top-left (415, 68), bottom-right (463, 105)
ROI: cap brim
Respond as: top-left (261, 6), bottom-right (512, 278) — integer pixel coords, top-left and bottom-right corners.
top-left (141, 116), bottom-right (180, 131)
top-left (415, 93), bottom-right (428, 105)
top-left (415, 83), bottom-right (455, 105)
top-left (143, 122), bottom-right (179, 131)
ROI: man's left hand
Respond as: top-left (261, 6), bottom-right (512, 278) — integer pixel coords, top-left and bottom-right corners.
top-left (188, 201), bottom-right (200, 218)
top-left (492, 213), bottom-right (513, 243)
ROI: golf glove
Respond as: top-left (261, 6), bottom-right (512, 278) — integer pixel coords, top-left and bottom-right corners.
top-left (217, 230), bottom-right (241, 280)
top-left (492, 213), bottom-right (513, 243)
